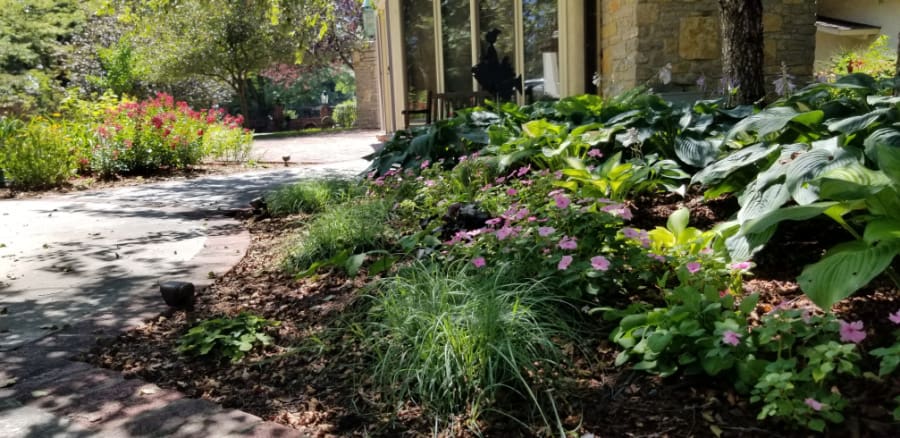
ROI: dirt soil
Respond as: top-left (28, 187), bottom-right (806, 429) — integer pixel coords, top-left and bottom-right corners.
top-left (84, 195), bottom-right (900, 437)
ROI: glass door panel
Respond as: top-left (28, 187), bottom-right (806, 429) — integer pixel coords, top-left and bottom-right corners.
top-left (523, 0), bottom-right (558, 102)
top-left (440, 0), bottom-right (473, 93)
top-left (478, 0), bottom-right (517, 73)
top-left (401, 0), bottom-right (437, 110)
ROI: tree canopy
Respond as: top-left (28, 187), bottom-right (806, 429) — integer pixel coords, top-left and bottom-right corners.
top-left (0, 0), bottom-right (91, 114)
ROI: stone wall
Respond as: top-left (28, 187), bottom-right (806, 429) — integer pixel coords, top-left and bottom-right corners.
top-left (763, 0), bottom-right (817, 85)
top-left (599, 0), bottom-right (639, 96)
top-left (635, 0), bottom-right (720, 92)
top-left (599, 0), bottom-right (817, 97)
top-left (353, 45), bottom-right (381, 130)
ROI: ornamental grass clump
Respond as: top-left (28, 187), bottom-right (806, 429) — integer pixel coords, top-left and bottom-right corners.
top-left (368, 262), bottom-right (574, 427)
top-left (283, 198), bottom-right (391, 274)
top-left (265, 178), bottom-right (361, 216)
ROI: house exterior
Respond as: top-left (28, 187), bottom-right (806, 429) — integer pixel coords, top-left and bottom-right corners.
top-left (357, 1), bottom-right (822, 132)
top-left (814, 0), bottom-right (900, 73)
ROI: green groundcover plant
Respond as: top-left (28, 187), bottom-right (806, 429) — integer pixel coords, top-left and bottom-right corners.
top-left (177, 312), bottom-right (280, 363)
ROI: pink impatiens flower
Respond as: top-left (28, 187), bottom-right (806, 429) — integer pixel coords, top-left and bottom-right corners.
top-left (730, 261), bottom-right (752, 271)
top-left (889, 310), bottom-right (900, 325)
top-left (538, 226), bottom-right (556, 237)
top-left (621, 227), bottom-right (641, 239)
top-left (553, 194), bottom-right (571, 209)
top-left (722, 330), bottom-right (741, 346)
top-left (558, 255), bottom-right (573, 270)
top-left (472, 257), bottom-right (486, 268)
top-left (495, 226), bottom-right (518, 241)
top-left (506, 188), bottom-right (518, 196)
top-left (686, 262), bottom-right (702, 274)
top-left (804, 398), bottom-right (823, 411)
top-left (839, 320), bottom-right (866, 344)
top-left (558, 236), bottom-right (578, 250)
top-left (590, 256), bottom-right (610, 271)
top-left (587, 148), bottom-right (603, 158)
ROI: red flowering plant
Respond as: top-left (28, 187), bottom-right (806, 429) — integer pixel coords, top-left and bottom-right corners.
top-left (86, 93), bottom-right (251, 175)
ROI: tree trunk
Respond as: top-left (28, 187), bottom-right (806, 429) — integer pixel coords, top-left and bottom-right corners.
top-left (718, 0), bottom-right (765, 105)
top-left (235, 76), bottom-right (251, 128)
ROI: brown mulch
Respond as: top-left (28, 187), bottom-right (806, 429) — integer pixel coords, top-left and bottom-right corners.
top-left (84, 195), bottom-right (900, 437)
top-left (0, 162), bottom-right (276, 199)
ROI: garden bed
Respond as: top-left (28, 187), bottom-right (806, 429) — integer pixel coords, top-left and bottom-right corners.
top-left (84, 205), bottom-right (898, 437)
top-left (85, 76), bottom-right (900, 436)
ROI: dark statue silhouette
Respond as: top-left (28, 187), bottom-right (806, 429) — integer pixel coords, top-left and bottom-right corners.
top-left (471, 29), bottom-right (522, 101)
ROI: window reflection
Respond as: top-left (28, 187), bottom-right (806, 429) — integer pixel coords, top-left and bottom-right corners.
top-left (402, 0), bottom-right (437, 108)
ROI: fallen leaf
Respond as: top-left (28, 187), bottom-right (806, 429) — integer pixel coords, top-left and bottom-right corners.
top-left (709, 424), bottom-right (723, 437)
top-left (31, 390), bottom-right (50, 398)
top-left (139, 386), bottom-right (158, 396)
top-left (0, 377), bottom-right (17, 388)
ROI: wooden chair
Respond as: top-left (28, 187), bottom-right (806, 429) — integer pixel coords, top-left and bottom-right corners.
top-left (401, 91), bottom-right (434, 129)
top-left (402, 90), bottom-right (494, 129)
top-left (434, 91), bottom-right (493, 121)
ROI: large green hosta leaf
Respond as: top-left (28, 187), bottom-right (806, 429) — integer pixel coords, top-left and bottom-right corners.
top-left (865, 128), bottom-right (900, 184)
top-left (863, 218), bottom-right (900, 244)
top-left (691, 143), bottom-right (778, 185)
top-left (826, 108), bottom-right (892, 135)
top-left (798, 240), bottom-right (900, 310)
top-left (724, 107), bottom-right (823, 143)
top-left (784, 138), bottom-right (861, 205)
top-left (725, 225), bottom-right (777, 262)
top-left (816, 163), bottom-right (893, 200)
top-left (674, 135), bottom-right (719, 167)
top-left (741, 202), bottom-right (840, 234)
top-left (736, 180), bottom-right (791, 223)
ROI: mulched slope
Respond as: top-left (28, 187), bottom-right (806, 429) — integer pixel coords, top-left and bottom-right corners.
top-left (85, 197), bottom-right (899, 437)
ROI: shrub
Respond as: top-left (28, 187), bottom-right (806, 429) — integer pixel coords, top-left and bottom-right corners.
top-left (177, 312), bottom-right (280, 363)
top-left (0, 118), bottom-right (79, 188)
top-left (283, 199), bottom-right (392, 274)
top-left (332, 98), bottom-right (357, 128)
top-left (265, 178), bottom-right (361, 216)
top-left (368, 262), bottom-right (572, 425)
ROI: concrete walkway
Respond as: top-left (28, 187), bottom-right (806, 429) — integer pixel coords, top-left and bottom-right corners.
top-left (0, 130), bottom-right (380, 437)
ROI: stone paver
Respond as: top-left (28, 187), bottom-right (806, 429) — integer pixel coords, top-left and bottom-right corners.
top-left (0, 130), bottom-right (379, 437)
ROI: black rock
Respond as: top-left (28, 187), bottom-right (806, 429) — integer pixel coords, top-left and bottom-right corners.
top-left (159, 281), bottom-right (195, 309)
top-left (441, 202), bottom-right (492, 239)
top-left (249, 197), bottom-right (267, 210)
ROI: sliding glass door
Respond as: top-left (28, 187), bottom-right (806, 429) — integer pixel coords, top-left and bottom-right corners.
top-left (399, 0), bottom-right (559, 108)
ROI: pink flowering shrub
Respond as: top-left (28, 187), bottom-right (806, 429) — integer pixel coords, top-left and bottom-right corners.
top-left (85, 93), bottom-right (251, 176)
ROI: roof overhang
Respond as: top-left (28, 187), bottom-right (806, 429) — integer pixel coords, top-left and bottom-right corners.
top-left (815, 15), bottom-right (881, 37)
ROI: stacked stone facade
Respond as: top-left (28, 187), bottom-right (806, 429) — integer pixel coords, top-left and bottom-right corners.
top-left (353, 45), bottom-right (381, 130)
top-left (599, 0), bottom-right (817, 97)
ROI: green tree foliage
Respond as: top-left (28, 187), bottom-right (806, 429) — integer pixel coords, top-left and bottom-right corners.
top-left (126, 0), bottom-right (335, 124)
top-left (0, 0), bottom-right (91, 114)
